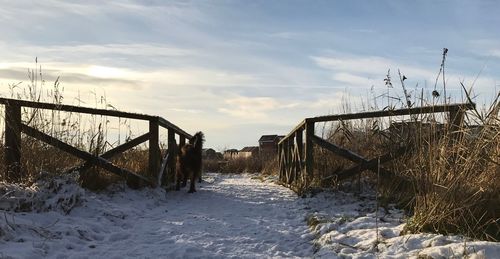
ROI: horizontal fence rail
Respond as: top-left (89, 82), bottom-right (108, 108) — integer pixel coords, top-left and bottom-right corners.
top-left (1, 97), bottom-right (193, 188)
top-left (278, 102), bottom-right (475, 193)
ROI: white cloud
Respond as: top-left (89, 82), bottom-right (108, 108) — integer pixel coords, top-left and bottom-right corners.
top-left (312, 55), bottom-right (390, 75)
top-left (310, 54), bottom-right (451, 93)
top-left (218, 96), bottom-right (299, 119)
top-left (332, 72), bottom-right (374, 87)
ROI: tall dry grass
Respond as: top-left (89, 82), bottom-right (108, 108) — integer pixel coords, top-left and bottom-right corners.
top-left (401, 95), bottom-right (499, 241)
top-left (0, 61), bottom-right (153, 189)
top-left (304, 83), bottom-right (499, 241)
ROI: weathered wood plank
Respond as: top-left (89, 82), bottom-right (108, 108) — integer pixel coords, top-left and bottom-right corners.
top-left (158, 151), bottom-right (170, 187)
top-left (20, 123), bottom-right (150, 183)
top-left (278, 120), bottom-right (305, 145)
top-left (311, 134), bottom-right (406, 180)
top-left (66, 132), bottom-right (150, 174)
top-left (304, 121), bottom-right (314, 183)
top-left (4, 104), bottom-right (22, 181)
top-left (0, 97), bottom-right (153, 121)
top-left (308, 102), bottom-right (475, 123)
top-left (278, 144), bottom-right (284, 181)
top-left (179, 136), bottom-right (186, 148)
top-left (295, 130), bottom-right (304, 184)
top-left (449, 107), bottom-right (465, 142)
top-left (333, 146), bottom-right (407, 180)
top-left (310, 134), bottom-right (365, 164)
top-left (164, 129), bottom-right (176, 186)
top-left (149, 118), bottom-right (160, 181)
top-left (158, 117), bottom-right (192, 139)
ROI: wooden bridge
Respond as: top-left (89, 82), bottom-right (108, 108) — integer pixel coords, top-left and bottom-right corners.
top-left (1, 97), bottom-right (192, 187)
top-left (278, 102), bottom-right (475, 193)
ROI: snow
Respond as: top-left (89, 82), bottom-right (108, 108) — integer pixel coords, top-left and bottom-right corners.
top-left (1, 173), bottom-right (499, 258)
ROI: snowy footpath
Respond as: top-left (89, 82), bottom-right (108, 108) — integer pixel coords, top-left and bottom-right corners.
top-left (1, 173), bottom-right (499, 258)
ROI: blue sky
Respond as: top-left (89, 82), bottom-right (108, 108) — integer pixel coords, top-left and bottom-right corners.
top-left (1, 0), bottom-right (499, 150)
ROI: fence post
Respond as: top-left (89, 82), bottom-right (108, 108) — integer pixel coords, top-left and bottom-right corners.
top-left (304, 120), bottom-right (314, 187)
top-left (164, 129), bottom-right (176, 186)
top-left (289, 137), bottom-right (296, 183)
top-left (5, 103), bottom-right (21, 182)
top-left (278, 142), bottom-right (283, 181)
top-left (149, 117), bottom-right (160, 184)
top-left (285, 138), bottom-right (292, 184)
top-left (449, 107), bottom-right (465, 142)
top-left (295, 129), bottom-right (304, 184)
top-left (179, 135), bottom-right (186, 148)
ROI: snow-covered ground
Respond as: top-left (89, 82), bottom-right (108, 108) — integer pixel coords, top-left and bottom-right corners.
top-left (1, 173), bottom-right (499, 258)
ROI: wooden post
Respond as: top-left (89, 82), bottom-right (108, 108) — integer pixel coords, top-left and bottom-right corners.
top-left (304, 120), bottom-right (314, 187)
top-left (278, 143), bottom-right (283, 181)
top-left (289, 137), bottom-right (296, 183)
top-left (295, 129), bottom-right (304, 184)
top-left (149, 117), bottom-right (160, 183)
top-left (5, 104), bottom-right (21, 182)
top-left (165, 128), bottom-right (176, 186)
top-left (286, 138), bottom-right (292, 184)
top-left (449, 108), bottom-right (465, 142)
top-left (179, 135), bottom-right (186, 148)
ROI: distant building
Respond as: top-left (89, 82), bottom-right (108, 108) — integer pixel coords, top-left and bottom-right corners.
top-left (238, 146), bottom-right (259, 159)
top-left (202, 148), bottom-right (219, 160)
top-left (258, 135), bottom-right (284, 154)
top-left (223, 149), bottom-right (239, 160)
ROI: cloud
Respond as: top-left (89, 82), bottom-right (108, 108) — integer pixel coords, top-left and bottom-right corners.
top-left (312, 55), bottom-right (437, 79)
top-left (332, 72), bottom-right (374, 87)
top-left (0, 67), bottom-right (142, 90)
top-left (312, 55), bottom-right (390, 75)
top-left (218, 96), bottom-right (299, 119)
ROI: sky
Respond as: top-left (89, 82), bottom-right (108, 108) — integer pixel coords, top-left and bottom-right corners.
top-left (0, 0), bottom-right (499, 150)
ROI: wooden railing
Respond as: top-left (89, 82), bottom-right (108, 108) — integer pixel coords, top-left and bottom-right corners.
top-left (278, 102), bottom-right (475, 193)
top-left (1, 97), bottom-right (192, 187)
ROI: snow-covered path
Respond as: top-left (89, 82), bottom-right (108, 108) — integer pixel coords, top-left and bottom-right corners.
top-left (2, 173), bottom-right (500, 258)
top-left (1, 174), bottom-right (313, 258)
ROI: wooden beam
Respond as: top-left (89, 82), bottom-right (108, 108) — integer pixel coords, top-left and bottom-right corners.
top-left (158, 151), bottom-right (170, 187)
top-left (311, 134), bottom-right (406, 180)
top-left (20, 123), bottom-right (150, 183)
top-left (149, 118), bottom-right (160, 181)
top-left (331, 146), bottom-right (407, 180)
top-left (0, 97), bottom-right (153, 121)
top-left (179, 136), bottom-right (186, 148)
top-left (163, 129), bottom-right (177, 186)
top-left (4, 104), bottom-right (22, 181)
top-left (278, 143), bottom-right (283, 181)
top-left (308, 102), bottom-right (475, 124)
top-left (278, 120), bottom-right (305, 145)
top-left (295, 129), bottom-right (304, 183)
top-left (310, 134), bottom-right (365, 164)
top-left (289, 138), bottom-right (296, 184)
top-left (66, 133), bottom-right (150, 174)
top-left (449, 107), bottom-right (465, 142)
top-left (304, 121), bottom-right (314, 183)
top-left (158, 117), bottom-right (192, 139)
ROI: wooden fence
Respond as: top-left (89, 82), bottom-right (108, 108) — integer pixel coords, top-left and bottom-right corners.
top-left (1, 97), bottom-right (192, 187)
top-left (278, 102), bottom-right (475, 193)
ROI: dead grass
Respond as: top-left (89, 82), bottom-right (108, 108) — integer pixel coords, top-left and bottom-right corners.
top-left (0, 61), bottom-right (153, 190)
top-left (220, 157), bottom-right (263, 174)
top-left (295, 50), bottom-right (500, 241)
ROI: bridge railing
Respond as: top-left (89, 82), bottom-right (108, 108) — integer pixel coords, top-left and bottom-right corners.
top-left (1, 97), bottom-right (192, 187)
top-left (278, 102), bottom-right (475, 193)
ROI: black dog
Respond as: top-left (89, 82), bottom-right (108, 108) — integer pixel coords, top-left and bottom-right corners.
top-left (176, 132), bottom-right (204, 193)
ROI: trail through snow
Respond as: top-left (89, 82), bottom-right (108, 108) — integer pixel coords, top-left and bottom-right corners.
top-left (1, 173), bottom-right (499, 258)
top-left (1, 174), bottom-right (312, 258)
